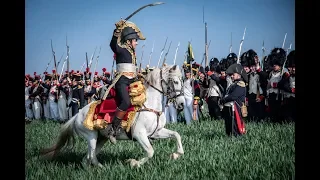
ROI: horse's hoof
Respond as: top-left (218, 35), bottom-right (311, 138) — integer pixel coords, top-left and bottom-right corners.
top-left (170, 153), bottom-right (181, 160)
top-left (126, 159), bottom-right (140, 168)
top-left (109, 136), bottom-right (117, 144)
top-left (97, 163), bottom-right (104, 168)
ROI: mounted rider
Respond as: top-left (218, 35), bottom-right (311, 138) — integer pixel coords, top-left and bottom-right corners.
top-left (100, 19), bottom-right (146, 141)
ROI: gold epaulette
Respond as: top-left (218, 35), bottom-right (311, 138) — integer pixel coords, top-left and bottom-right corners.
top-left (237, 81), bottom-right (246, 87)
top-left (78, 85), bottom-right (83, 89)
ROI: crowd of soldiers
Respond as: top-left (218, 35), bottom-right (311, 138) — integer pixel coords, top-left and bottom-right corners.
top-left (180, 48), bottom-right (295, 126)
top-left (25, 47), bottom-right (295, 128)
top-left (25, 67), bottom-right (113, 123)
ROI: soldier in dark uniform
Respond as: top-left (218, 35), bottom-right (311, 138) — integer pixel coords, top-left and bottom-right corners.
top-left (101, 68), bottom-right (112, 85)
top-left (40, 72), bottom-right (52, 120)
top-left (70, 73), bottom-right (85, 116)
top-left (218, 58), bottom-right (228, 96)
top-left (207, 58), bottom-right (223, 120)
top-left (278, 50), bottom-right (295, 122)
top-left (101, 20), bottom-right (146, 140)
top-left (266, 48), bottom-right (287, 123)
top-left (29, 74), bottom-right (44, 120)
top-left (220, 63), bottom-right (248, 137)
top-left (83, 68), bottom-right (93, 105)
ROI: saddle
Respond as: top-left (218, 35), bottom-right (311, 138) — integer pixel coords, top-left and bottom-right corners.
top-left (83, 80), bottom-right (146, 132)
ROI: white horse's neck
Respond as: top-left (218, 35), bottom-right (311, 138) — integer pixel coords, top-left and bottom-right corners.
top-left (144, 85), bottom-right (163, 112)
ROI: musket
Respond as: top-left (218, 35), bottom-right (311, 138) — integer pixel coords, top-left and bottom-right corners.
top-left (260, 40), bottom-right (266, 69)
top-left (282, 33), bottom-right (287, 49)
top-left (56, 52), bottom-right (65, 71)
top-left (148, 40), bottom-right (155, 67)
top-left (230, 32), bottom-right (233, 53)
top-left (200, 40), bottom-right (211, 66)
top-left (50, 39), bottom-right (58, 80)
top-left (237, 27), bottom-right (247, 64)
top-left (59, 54), bottom-right (69, 81)
top-left (173, 42), bottom-right (180, 65)
top-left (281, 43), bottom-right (292, 75)
top-left (89, 47), bottom-right (97, 68)
top-left (91, 46), bottom-right (101, 84)
top-left (139, 41), bottom-right (146, 72)
top-left (86, 52), bottom-right (89, 69)
top-left (66, 35), bottom-right (70, 76)
top-left (51, 39), bottom-right (59, 100)
top-left (41, 56), bottom-right (53, 79)
top-left (157, 37), bottom-right (168, 68)
top-left (91, 46), bottom-right (101, 87)
top-left (203, 6), bottom-right (209, 68)
top-left (162, 41), bottom-right (172, 66)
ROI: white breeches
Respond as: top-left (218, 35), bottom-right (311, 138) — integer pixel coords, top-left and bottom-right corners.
top-left (32, 99), bottom-right (42, 119)
top-left (58, 98), bottom-right (68, 121)
top-left (49, 99), bottom-right (59, 120)
top-left (25, 99), bottom-right (34, 119)
top-left (43, 99), bottom-right (51, 119)
top-left (165, 102), bottom-right (178, 123)
top-left (183, 96), bottom-right (194, 124)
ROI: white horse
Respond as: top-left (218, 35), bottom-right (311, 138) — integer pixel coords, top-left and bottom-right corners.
top-left (40, 65), bottom-right (185, 168)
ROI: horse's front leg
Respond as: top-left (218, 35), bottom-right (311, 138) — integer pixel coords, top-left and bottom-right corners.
top-left (128, 130), bottom-right (154, 168)
top-left (151, 128), bottom-right (184, 160)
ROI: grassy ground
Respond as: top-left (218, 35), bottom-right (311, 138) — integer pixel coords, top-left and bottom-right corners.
top-left (25, 119), bottom-right (295, 180)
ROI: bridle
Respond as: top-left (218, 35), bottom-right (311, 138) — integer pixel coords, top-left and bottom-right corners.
top-left (147, 69), bottom-right (183, 102)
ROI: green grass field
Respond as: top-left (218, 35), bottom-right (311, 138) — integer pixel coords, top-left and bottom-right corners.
top-left (25, 120), bottom-right (295, 180)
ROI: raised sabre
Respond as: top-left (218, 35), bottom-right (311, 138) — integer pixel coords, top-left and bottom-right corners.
top-left (124, 2), bottom-right (164, 22)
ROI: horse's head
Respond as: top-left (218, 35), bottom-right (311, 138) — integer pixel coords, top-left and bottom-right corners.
top-left (146, 64), bottom-right (184, 110)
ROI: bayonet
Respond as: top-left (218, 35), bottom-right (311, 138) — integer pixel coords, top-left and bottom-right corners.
top-left (157, 37), bottom-right (168, 68)
top-left (201, 40), bottom-right (211, 66)
top-left (282, 33), bottom-right (287, 49)
top-left (230, 32), bottom-right (232, 53)
top-left (66, 35), bottom-right (70, 75)
top-left (173, 42), bottom-right (180, 65)
top-left (41, 56), bottom-right (53, 79)
top-left (237, 27), bottom-right (247, 64)
top-left (148, 40), bottom-right (155, 67)
top-left (86, 52), bottom-right (89, 69)
top-left (89, 47), bottom-right (97, 68)
top-left (139, 41), bottom-right (146, 72)
top-left (91, 46), bottom-right (101, 84)
top-left (56, 52), bottom-right (65, 70)
top-left (50, 39), bottom-right (58, 79)
top-left (162, 40), bottom-right (172, 66)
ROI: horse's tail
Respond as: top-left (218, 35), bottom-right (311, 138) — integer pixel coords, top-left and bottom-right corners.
top-left (40, 114), bottom-right (77, 159)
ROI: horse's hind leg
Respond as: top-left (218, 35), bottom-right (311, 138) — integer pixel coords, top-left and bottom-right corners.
top-left (128, 130), bottom-right (154, 168)
top-left (151, 128), bottom-right (184, 159)
top-left (95, 135), bottom-right (108, 156)
top-left (84, 131), bottom-right (103, 168)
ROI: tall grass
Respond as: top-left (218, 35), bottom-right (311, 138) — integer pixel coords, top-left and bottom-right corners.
top-left (25, 120), bottom-right (295, 180)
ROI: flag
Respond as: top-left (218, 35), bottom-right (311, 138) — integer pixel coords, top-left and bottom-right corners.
top-left (187, 42), bottom-right (194, 64)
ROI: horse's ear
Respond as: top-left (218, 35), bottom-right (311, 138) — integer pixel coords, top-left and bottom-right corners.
top-left (171, 65), bottom-right (177, 71)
